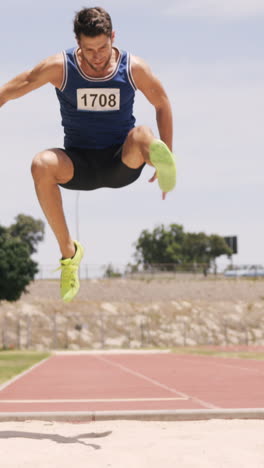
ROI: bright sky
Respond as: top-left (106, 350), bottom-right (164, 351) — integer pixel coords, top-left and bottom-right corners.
top-left (1, 0), bottom-right (263, 276)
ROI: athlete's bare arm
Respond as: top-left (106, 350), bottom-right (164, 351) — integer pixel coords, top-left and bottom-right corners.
top-left (131, 56), bottom-right (173, 151)
top-left (0, 53), bottom-right (64, 107)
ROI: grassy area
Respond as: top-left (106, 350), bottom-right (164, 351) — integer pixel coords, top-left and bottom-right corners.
top-left (0, 351), bottom-right (50, 385)
top-left (171, 347), bottom-right (264, 360)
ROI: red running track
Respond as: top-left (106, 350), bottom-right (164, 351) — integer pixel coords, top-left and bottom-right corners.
top-left (0, 352), bottom-right (264, 413)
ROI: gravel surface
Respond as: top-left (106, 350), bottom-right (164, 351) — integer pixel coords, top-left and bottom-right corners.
top-left (22, 276), bottom-right (264, 303)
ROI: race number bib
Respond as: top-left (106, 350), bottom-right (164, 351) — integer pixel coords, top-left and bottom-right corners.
top-left (77, 88), bottom-right (120, 111)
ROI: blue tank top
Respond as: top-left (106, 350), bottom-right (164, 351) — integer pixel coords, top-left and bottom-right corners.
top-left (55, 47), bottom-right (137, 149)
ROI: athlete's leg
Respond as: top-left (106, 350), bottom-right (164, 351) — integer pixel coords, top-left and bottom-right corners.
top-left (31, 148), bottom-right (75, 259)
top-left (121, 125), bottom-right (155, 169)
top-left (121, 125), bottom-right (176, 197)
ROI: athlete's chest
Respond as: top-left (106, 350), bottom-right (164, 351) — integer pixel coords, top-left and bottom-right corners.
top-left (59, 48), bottom-right (135, 112)
top-left (66, 67), bottom-right (132, 112)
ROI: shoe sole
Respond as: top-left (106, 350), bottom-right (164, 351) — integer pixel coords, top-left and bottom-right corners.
top-left (149, 140), bottom-right (176, 192)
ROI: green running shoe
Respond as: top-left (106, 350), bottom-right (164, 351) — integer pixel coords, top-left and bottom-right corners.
top-left (59, 240), bottom-right (84, 303)
top-left (149, 139), bottom-right (177, 192)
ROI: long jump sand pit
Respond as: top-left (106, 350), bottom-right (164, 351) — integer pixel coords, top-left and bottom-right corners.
top-left (0, 419), bottom-right (264, 467)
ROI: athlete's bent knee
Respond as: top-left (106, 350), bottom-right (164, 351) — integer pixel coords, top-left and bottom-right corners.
top-left (127, 125), bottom-right (153, 145)
top-left (31, 151), bottom-right (56, 181)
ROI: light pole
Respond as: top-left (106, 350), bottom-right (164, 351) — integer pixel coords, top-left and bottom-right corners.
top-left (75, 191), bottom-right (80, 241)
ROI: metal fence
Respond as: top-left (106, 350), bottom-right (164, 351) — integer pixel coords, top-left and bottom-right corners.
top-left (1, 309), bottom-right (263, 351)
top-left (35, 262), bottom-right (228, 280)
top-left (0, 312), bottom-right (155, 350)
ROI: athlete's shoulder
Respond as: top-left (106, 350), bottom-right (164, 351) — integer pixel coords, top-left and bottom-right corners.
top-left (40, 52), bottom-right (64, 74)
top-left (34, 52), bottom-right (64, 70)
top-left (130, 54), bottom-right (150, 72)
top-left (30, 52), bottom-right (64, 88)
top-left (130, 55), bottom-right (156, 89)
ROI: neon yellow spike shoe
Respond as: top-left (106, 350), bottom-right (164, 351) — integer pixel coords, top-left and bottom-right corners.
top-left (59, 240), bottom-right (84, 303)
top-left (149, 139), bottom-right (177, 192)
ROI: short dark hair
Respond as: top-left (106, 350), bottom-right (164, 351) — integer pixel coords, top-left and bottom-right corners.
top-left (74, 7), bottom-right (113, 39)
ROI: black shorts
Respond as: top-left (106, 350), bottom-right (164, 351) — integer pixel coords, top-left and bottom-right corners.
top-left (59, 145), bottom-right (145, 191)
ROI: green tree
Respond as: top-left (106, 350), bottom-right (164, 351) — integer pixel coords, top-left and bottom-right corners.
top-left (134, 224), bottom-right (185, 268)
top-left (207, 234), bottom-right (233, 272)
top-left (0, 232), bottom-right (38, 301)
top-left (0, 214), bottom-right (45, 301)
top-left (133, 224), bottom-right (232, 271)
top-left (182, 232), bottom-right (210, 264)
top-left (103, 263), bottom-right (122, 278)
top-left (8, 214), bottom-right (44, 254)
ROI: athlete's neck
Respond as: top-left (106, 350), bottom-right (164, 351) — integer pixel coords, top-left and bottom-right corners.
top-left (76, 47), bottom-right (119, 78)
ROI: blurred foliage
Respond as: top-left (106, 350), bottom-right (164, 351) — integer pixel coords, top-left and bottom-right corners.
top-left (0, 214), bottom-right (45, 301)
top-left (133, 223), bottom-right (232, 272)
top-left (103, 263), bottom-right (122, 278)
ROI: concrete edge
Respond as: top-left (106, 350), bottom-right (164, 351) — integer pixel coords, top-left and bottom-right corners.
top-left (52, 349), bottom-right (171, 355)
top-left (0, 408), bottom-right (264, 422)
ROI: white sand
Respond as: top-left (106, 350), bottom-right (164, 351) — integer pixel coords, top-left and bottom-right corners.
top-left (0, 419), bottom-right (264, 467)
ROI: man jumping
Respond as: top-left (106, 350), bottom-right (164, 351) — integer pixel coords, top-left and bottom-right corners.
top-left (0, 7), bottom-right (176, 302)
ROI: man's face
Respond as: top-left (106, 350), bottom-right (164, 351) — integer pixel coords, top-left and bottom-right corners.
top-left (78, 32), bottom-right (115, 72)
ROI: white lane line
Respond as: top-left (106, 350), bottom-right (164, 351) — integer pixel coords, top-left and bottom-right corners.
top-left (0, 357), bottom-right (51, 392)
top-left (218, 363), bottom-right (264, 375)
top-left (172, 355), bottom-right (264, 376)
top-left (0, 397), bottom-right (188, 403)
top-left (94, 355), bottom-right (219, 410)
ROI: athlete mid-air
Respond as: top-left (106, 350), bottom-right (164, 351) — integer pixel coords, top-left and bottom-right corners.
top-left (0, 7), bottom-right (176, 302)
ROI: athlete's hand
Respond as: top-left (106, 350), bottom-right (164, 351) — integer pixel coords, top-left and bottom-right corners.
top-left (148, 170), bottom-right (157, 184)
top-left (148, 171), bottom-right (167, 200)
